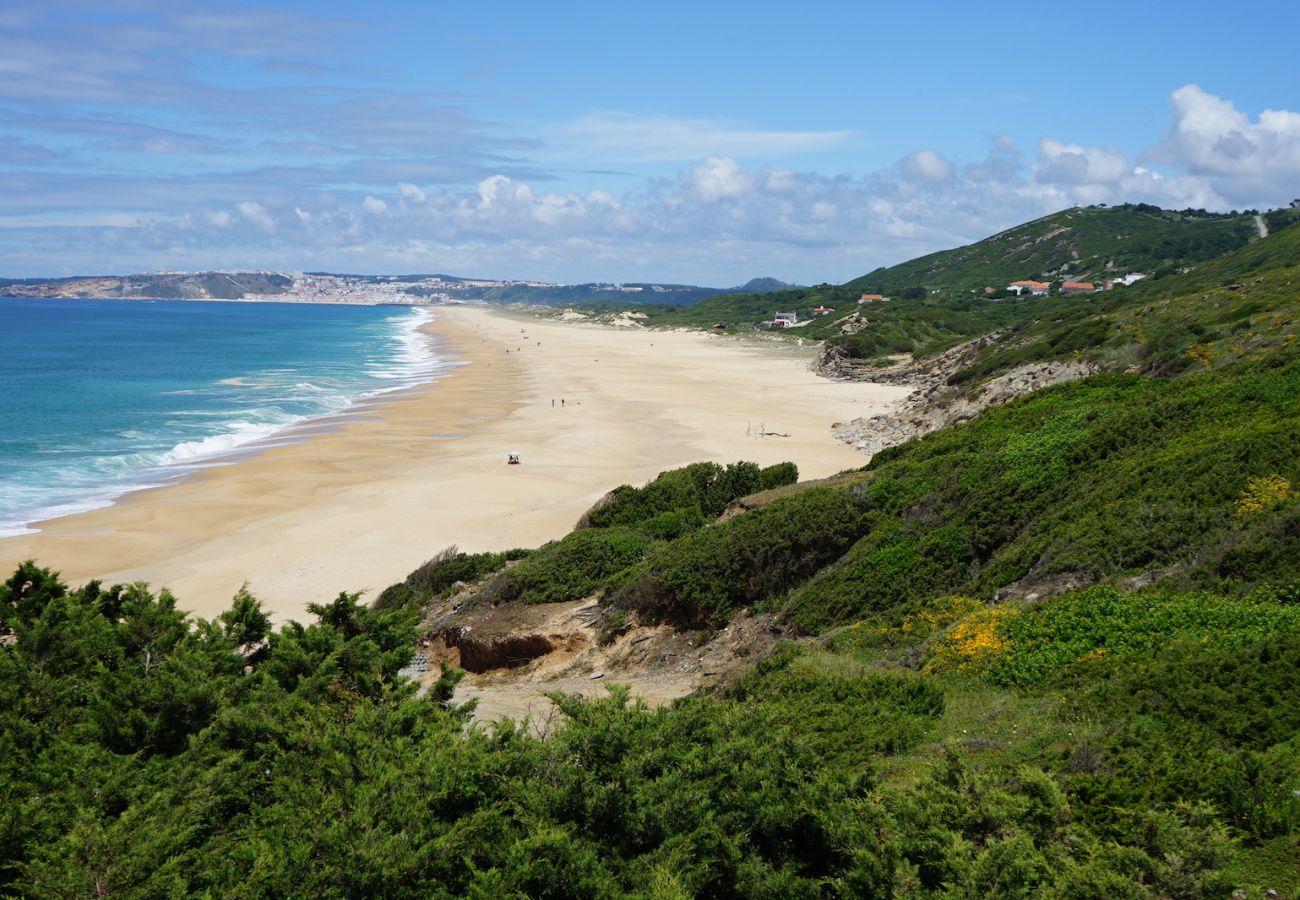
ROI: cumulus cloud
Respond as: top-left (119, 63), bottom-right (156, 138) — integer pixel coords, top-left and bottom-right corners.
top-left (236, 201), bottom-right (273, 229)
top-left (1153, 84), bottom-right (1300, 205)
top-left (901, 150), bottom-right (953, 183)
top-left (0, 126), bottom-right (1259, 284)
top-left (1035, 139), bottom-right (1131, 186)
top-left (6, 69), bottom-right (1300, 286)
top-left (397, 182), bottom-right (426, 204)
top-left (686, 156), bottom-right (754, 202)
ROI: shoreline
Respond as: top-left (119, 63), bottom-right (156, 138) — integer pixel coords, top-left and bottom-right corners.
top-left (0, 307), bottom-right (911, 623)
top-left (0, 303), bottom-right (455, 540)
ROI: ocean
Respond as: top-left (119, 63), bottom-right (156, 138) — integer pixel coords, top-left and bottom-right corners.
top-left (0, 298), bottom-right (449, 537)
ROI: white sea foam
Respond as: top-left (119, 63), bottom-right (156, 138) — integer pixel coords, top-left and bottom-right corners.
top-left (156, 420), bottom-right (288, 466)
top-left (3, 306), bottom-right (450, 536)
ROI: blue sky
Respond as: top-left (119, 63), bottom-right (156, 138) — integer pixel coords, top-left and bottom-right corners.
top-left (3, 1), bottom-right (1300, 285)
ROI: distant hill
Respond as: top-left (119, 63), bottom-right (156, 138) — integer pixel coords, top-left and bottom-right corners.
top-left (0, 272), bottom-right (725, 306)
top-left (630, 204), bottom-right (1300, 350)
top-left (925, 202), bottom-right (1300, 384)
top-left (846, 203), bottom-right (1259, 295)
top-left (730, 277), bottom-right (795, 293)
top-left (0, 271), bottom-right (293, 300)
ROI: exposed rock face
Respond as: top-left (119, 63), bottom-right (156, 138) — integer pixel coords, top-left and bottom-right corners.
top-left (819, 333), bottom-right (1103, 456)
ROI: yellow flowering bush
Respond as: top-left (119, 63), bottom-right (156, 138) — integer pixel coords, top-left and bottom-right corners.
top-left (925, 605), bottom-right (1018, 674)
top-left (1184, 345), bottom-right (1219, 369)
top-left (835, 595), bottom-right (982, 651)
top-left (1234, 474), bottom-right (1293, 517)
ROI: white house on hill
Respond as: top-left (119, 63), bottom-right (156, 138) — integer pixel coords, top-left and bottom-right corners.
top-left (1008, 280), bottom-right (1051, 296)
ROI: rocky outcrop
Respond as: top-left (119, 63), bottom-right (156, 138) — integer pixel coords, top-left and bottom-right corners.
top-left (820, 333), bottom-right (1104, 456)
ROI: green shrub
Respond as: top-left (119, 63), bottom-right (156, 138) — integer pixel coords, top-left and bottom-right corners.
top-left (637, 506), bottom-right (706, 541)
top-left (785, 353), bottom-right (1300, 632)
top-left (0, 564), bottom-right (1282, 893)
top-left (729, 645), bottom-right (944, 765)
top-left (613, 487), bottom-right (864, 626)
top-left (582, 460), bottom-right (766, 530)
top-left (1065, 634), bottom-right (1300, 842)
top-left (395, 544), bottom-right (531, 603)
top-left (886, 754), bottom-right (1237, 897)
top-left (759, 461), bottom-right (799, 490)
top-left (987, 586), bottom-right (1300, 687)
top-left (484, 527), bottom-right (652, 605)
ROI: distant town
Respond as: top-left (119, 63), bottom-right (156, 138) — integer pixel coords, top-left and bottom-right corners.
top-left (0, 270), bottom-right (772, 307)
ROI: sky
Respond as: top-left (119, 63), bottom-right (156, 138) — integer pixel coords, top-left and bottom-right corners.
top-left (2, 1), bottom-right (1300, 286)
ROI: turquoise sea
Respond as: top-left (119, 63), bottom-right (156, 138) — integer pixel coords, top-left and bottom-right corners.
top-left (0, 298), bottom-right (448, 537)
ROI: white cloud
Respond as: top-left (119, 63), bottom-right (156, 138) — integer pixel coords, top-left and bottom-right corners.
top-left (687, 156), bottom-right (753, 202)
top-left (235, 201), bottom-right (273, 229)
top-left (1154, 84), bottom-right (1300, 206)
top-left (397, 182), bottom-right (426, 204)
top-left (901, 150), bottom-right (953, 183)
top-left (1035, 139), bottom-right (1131, 186)
top-left (8, 83), bottom-right (1300, 285)
top-left (762, 168), bottom-right (799, 193)
top-left (559, 112), bottom-right (852, 162)
top-left (475, 175), bottom-right (533, 208)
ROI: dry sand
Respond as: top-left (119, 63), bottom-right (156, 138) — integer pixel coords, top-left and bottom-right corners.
top-left (0, 306), bottom-right (909, 622)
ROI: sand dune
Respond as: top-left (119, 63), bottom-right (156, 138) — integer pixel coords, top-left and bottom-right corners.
top-left (0, 306), bottom-right (909, 622)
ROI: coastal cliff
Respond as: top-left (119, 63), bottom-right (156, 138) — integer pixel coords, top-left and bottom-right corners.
top-left (817, 335), bottom-right (1104, 455)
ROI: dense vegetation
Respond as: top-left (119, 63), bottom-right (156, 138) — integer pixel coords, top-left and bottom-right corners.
top-left (931, 213), bottom-right (1300, 385)
top-left (616, 204), bottom-right (1300, 377)
top-left (8, 342), bottom-right (1297, 892)
top-left (7, 203), bottom-right (1300, 894)
top-left (844, 203), bottom-right (1261, 295)
top-left (5, 560), bottom-right (1295, 895)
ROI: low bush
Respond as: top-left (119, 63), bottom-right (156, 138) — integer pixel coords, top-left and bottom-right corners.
top-left (985, 586), bottom-right (1300, 686)
top-left (581, 460), bottom-right (770, 529)
top-left (613, 487), bottom-right (865, 626)
top-left (729, 644), bottom-right (945, 765)
top-left (900, 586), bottom-right (1300, 687)
top-left (759, 460), bottom-right (799, 490)
top-left (381, 544), bottom-right (532, 608)
top-left (784, 353), bottom-right (1300, 633)
top-left (1065, 634), bottom-right (1300, 843)
top-left (483, 527), bottom-right (652, 605)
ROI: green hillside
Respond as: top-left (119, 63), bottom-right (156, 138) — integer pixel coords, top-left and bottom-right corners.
top-left (925, 208), bottom-right (1300, 385)
top-left (626, 205), bottom-right (1300, 363)
top-left (846, 203), bottom-right (1261, 294)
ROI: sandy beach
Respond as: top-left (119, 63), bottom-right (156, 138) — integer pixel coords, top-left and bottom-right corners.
top-left (0, 306), bottom-right (909, 622)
